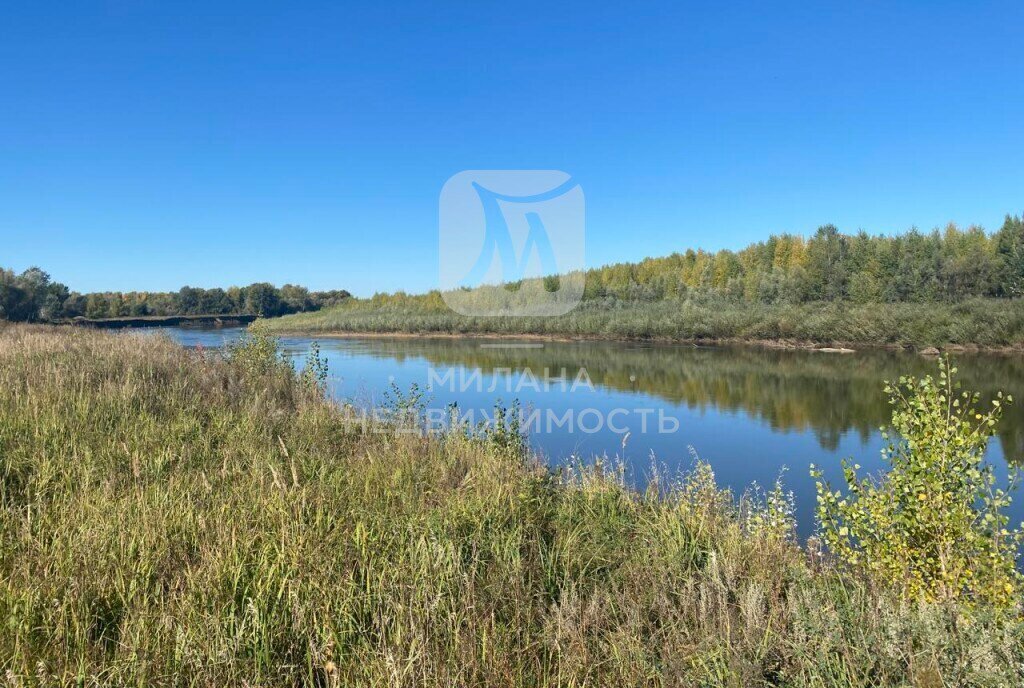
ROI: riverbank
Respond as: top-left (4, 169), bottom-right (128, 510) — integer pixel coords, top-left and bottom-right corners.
top-left (68, 313), bottom-right (259, 328)
top-left (265, 327), bottom-right (877, 353)
top-left (0, 324), bottom-right (1020, 685)
top-left (263, 297), bottom-right (1024, 352)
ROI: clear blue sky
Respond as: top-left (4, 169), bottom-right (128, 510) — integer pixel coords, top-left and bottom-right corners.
top-left (3, 1), bottom-right (1023, 296)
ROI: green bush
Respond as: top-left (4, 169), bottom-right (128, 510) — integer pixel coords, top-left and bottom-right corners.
top-left (813, 358), bottom-right (1024, 608)
top-left (227, 321), bottom-right (291, 377)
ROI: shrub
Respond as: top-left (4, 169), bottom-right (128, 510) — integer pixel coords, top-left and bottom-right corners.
top-left (227, 321), bottom-right (291, 377)
top-left (298, 341), bottom-right (329, 398)
top-left (812, 358), bottom-right (1024, 609)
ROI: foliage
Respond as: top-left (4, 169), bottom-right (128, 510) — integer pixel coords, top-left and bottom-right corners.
top-left (273, 214), bottom-right (1024, 336)
top-left (268, 294), bottom-right (1024, 348)
top-left (323, 213), bottom-right (1024, 307)
top-left (579, 216), bottom-right (1024, 304)
top-left (447, 399), bottom-right (528, 461)
top-left (261, 213), bottom-right (1024, 348)
top-left (0, 266), bottom-right (70, 322)
top-left (813, 359), bottom-right (1024, 608)
top-left (0, 266), bottom-right (351, 322)
top-left (298, 341), bottom-right (329, 398)
top-left (0, 325), bottom-right (1022, 685)
top-left (744, 472), bottom-right (797, 542)
top-left (73, 283), bottom-right (352, 319)
top-left (226, 321), bottom-right (293, 378)
top-left (380, 380), bottom-right (429, 429)
top-left (6, 213), bottom-right (1024, 327)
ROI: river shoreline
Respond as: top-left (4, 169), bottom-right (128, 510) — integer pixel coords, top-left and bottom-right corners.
top-left (67, 314), bottom-right (259, 329)
top-left (259, 297), bottom-right (1024, 354)
top-left (262, 327), bottom-right (1024, 355)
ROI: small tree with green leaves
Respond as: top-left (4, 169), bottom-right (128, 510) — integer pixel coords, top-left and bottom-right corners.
top-left (299, 341), bottom-right (329, 398)
top-left (812, 358), bottom-right (1022, 609)
top-left (227, 321), bottom-right (292, 378)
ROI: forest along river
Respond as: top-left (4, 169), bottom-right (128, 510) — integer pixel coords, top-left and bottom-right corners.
top-left (140, 326), bottom-right (1024, 537)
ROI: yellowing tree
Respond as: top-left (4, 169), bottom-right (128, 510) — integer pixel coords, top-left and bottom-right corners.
top-left (813, 359), bottom-right (1023, 609)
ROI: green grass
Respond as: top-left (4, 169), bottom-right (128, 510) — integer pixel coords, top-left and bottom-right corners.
top-left (264, 296), bottom-right (1024, 349)
top-left (0, 324), bottom-right (1021, 685)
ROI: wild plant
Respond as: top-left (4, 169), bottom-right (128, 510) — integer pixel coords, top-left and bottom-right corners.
top-left (227, 320), bottom-right (291, 377)
top-left (813, 358), bottom-right (1023, 609)
top-left (299, 341), bottom-right (329, 398)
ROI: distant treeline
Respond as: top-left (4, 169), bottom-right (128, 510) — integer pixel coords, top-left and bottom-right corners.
top-left (6, 213), bottom-right (1024, 323)
top-left (582, 214), bottom-right (1024, 304)
top-left (329, 214), bottom-right (1024, 313)
top-left (0, 269), bottom-right (351, 322)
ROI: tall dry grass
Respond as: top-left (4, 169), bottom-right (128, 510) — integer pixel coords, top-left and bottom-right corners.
top-left (0, 324), bottom-right (1020, 686)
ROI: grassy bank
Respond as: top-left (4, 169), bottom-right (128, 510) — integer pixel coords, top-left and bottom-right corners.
top-left (69, 313), bottom-right (259, 329)
top-left (263, 296), bottom-right (1024, 350)
top-left (1, 325), bottom-right (1022, 685)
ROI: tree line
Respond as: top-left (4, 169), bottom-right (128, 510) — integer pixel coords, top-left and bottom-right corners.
top-left (579, 214), bottom-right (1024, 304)
top-left (4, 213), bottom-right (1024, 323)
top-left (0, 270), bottom-right (351, 322)
top-left (356, 214), bottom-right (1024, 311)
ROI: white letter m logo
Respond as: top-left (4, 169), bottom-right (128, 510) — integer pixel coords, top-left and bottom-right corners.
top-left (439, 170), bottom-right (585, 317)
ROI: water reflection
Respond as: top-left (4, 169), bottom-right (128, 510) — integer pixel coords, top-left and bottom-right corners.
top-left (325, 337), bottom-right (1024, 462)
top-left (148, 328), bottom-right (1024, 534)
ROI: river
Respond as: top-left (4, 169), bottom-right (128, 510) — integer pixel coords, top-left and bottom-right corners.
top-left (142, 326), bottom-right (1024, 535)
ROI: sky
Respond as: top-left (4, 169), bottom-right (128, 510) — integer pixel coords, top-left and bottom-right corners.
top-left (2, 1), bottom-right (1023, 296)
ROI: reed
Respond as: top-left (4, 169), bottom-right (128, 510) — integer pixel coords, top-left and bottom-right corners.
top-left (0, 324), bottom-right (1020, 686)
top-left (264, 296), bottom-right (1024, 349)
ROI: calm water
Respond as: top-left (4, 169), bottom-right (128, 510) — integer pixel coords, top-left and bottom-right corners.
top-left (146, 326), bottom-right (1024, 534)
